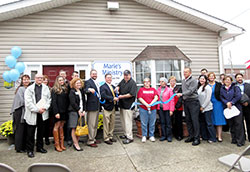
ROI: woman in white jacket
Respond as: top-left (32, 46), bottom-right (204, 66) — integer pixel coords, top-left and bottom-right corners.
top-left (197, 75), bottom-right (216, 143)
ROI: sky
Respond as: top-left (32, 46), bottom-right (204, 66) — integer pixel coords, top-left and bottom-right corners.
top-left (175, 0), bottom-right (250, 65)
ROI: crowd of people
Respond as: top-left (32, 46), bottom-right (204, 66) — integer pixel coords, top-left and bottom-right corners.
top-left (10, 67), bottom-right (250, 158)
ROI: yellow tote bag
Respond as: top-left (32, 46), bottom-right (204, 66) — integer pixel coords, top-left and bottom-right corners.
top-left (75, 116), bottom-right (88, 136)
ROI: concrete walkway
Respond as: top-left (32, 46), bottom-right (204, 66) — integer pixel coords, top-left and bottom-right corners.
top-left (0, 132), bottom-right (249, 172)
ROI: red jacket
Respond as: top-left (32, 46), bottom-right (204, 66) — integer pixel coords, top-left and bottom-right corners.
top-left (157, 86), bottom-right (175, 112)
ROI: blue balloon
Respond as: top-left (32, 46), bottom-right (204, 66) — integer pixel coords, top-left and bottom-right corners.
top-left (9, 69), bottom-right (20, 81)
top-left (5, 55), bottom-right (16, 68)
top-left (15, 62), bottom-right (25, 73)
top-left (11, 46), bottom-right (22, 59)
top-left (2, 71), bottom-right (12, 83)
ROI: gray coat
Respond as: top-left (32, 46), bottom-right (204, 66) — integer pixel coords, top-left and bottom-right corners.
top-left (181, 75), bottom-right (198, 100)
top-left (24, 83), bottom-right (51, 125)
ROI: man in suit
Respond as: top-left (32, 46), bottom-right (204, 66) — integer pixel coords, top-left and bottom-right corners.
top-left (24, 74), bottom-right (51, 158)
top-left (177, 67), bottom-right (200, 146)
top-left (100, 73), bottom-right (119, 145)
top-left (235, 73), bottom-right (250, 142)
top-left (84, 69), bottom-right (101, 147)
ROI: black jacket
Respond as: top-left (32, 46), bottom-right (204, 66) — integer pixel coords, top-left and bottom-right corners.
top-left (100, 83), bottom-right (117, 111)
top-left (68, 88), bottom-right (86, 112)
top-left (214, 81), bottom-right (222, 101)
top-left (243, 82), bottom-right (250, 104)
top-left (84, 78), bottom-right (100, 111)
top-left (172, 85), bottom-right (183, 109)
top-left (51, 89), bottom-right (69, 115)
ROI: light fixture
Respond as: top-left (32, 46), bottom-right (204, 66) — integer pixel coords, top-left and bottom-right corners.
top-left (107, 1), bottom-right (119, 11)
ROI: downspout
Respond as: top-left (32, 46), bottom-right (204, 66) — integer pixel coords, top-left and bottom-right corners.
top-left (218, 35), bottom-right (236, 74)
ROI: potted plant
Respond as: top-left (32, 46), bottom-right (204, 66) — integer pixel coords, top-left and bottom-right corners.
top-left (0, 120), bottom-right (14, 145)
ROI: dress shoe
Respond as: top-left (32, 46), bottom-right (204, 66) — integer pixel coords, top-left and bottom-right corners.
top-left (45, 140), bottom-right (50, 145)
top-left (237, 143), bottom-right (244, 147)
top-left (192, 139), bottom-right (200, 146)
top-left (36, 148), bottom-right (47, 153)
top-left (95, 140), bottom-right (101, 144)
top-left (231, 140), bottom-right (237, 144)
top-left (159, 137), bottom-right (166, 141)
top-left (167, 137), bottom-right (172, 142)
top-left (217, 138), bottom-right (223, 142)
top-left (73, 144), bottom-right (83, 151)
top-left (27, 152), bottom-right (34, 158)
top-left (16, 150), bottom-right (26, 153)
top-left (87, 143), bottom-right (98, 148)
top-left (185, 137), bottom-right (194, 143)
top-left (176, 136), bottom-right (183, 141)
top-left (122, 139), bottom-right (133, 144)
top-left (104, 140), bottom-right (113, 145)
top-left (110, 138), bottom-right (117, 142)
top-left (119, 135), bottom-right (127, 139)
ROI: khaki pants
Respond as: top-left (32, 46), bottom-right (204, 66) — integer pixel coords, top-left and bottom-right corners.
top-left (87, 111), bottom-right (99, 145)
top-left (103, 108), bottom-right (116, 141)
top-left (120, 108), bottom-right (133, 140)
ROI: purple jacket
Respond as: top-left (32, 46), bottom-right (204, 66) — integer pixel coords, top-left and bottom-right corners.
top-left (220, 84), bottom-right (242, 111)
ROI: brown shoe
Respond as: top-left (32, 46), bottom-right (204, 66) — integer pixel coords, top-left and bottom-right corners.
top-left (53, 130), bottom-right (62, 152)
top-left (87, 143), bottom-right (98, 148)
top-left (104, 140), bottom-right (113, 145)
top-left (95, 140), bottom-right (101, 144)
top-left (59, 127), bottom-right (66, 151)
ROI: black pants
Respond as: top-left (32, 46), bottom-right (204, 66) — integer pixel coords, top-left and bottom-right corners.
top-left (13, 107), bottom-right (27, 151)
top-left (184, 99), bottom-right (200, 140)
top-left (243, 105), bottom-right (250, 141)
top-left (228, 113), bottom-right (245, 145)
top-left (26, 114), bottom-right (45, 152)
top-left (172, 110), bottom-right (183, 138)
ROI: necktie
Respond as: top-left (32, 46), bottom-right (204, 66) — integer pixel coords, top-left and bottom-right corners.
top-left (108, 84), bottom-right (116, 104)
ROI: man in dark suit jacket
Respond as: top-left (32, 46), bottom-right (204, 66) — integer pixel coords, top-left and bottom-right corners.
top-left (100, 74), bottom-right (118, 145)
top-left (235, 73), bottom-right (250, 142)
top-left (84, 69), bottom-right (101, 147)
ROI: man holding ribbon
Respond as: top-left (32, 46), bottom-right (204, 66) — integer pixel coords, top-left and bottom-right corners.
top-left (84, 69), bottom-right (101, 147)
top-left (116, 70), bottom-right (137, 144)
top-left (177, 67), bottom-right (200, 146)
top-left (100, 73), bottom-right (119, 145)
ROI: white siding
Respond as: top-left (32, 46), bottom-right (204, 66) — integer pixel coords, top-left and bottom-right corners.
top-left (0, 0), bottom-right (219, 123)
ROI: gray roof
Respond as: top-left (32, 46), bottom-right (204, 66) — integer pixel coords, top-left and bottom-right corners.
top-left (133, 46), bottom-right (191, 62)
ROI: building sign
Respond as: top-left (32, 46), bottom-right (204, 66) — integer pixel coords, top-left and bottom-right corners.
top-left (92, 61), bottom-right (132, 86)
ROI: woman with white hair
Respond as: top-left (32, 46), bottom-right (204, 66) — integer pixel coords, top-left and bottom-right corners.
top-left (157, 77), bottom-right (175, 142)
top-left (137, 78), bottom-right (159, 143)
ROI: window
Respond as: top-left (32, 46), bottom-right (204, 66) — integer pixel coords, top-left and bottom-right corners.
top-left (135, 60), bottom-right (151, 85)
top-left (155, 60), bottom-right (182, 85)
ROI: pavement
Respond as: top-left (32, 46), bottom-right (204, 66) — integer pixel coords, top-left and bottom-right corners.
top-left (0, 132), bottom-right (249, 172)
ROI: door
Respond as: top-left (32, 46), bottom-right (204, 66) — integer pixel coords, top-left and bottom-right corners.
top-left (43, 65), bottom-right (74, 87)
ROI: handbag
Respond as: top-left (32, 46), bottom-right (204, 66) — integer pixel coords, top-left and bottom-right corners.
top-left (240, 93), bottom-right (249, 104)
top-left (223, 106), bottom-right (240, 119)
top-left (75, 116), bottom-right (89, 136)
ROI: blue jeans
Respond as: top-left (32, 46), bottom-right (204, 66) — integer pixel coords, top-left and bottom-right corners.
top-left (139, 107), bottom-right (156, 137)
top-left (159, 108), bottom-right (172, 139)
top-left (199, 110), bottom-right (216, 142)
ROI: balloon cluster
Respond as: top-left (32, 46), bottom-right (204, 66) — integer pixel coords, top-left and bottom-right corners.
top-left (2, 46), bottom-right (25, 89)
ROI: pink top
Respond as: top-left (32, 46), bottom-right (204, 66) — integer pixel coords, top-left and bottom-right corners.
top-left (157, 86), bottom-right (175, 112)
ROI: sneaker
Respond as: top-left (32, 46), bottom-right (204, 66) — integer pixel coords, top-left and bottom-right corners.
top-left (141, 136), bottom-right (146, 143)
top-left (149, 136), bottom-right (156, 142)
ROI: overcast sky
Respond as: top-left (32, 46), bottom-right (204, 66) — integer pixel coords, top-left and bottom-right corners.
top-left (175, 0), bottom-right (250, 65)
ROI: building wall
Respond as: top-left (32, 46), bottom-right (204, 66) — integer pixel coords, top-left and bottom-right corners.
top-left (0, 0), bottom-right (219, 123)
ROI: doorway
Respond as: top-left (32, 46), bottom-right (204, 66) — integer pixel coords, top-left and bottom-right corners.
top-left (43, 65), bottom-right (74, 87)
